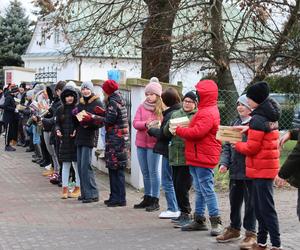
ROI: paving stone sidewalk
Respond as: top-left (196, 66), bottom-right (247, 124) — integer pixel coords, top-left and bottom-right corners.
top-left (0, 138), bottom-right (298, 250)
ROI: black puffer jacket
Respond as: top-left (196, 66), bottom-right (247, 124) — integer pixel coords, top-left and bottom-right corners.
top-left (219, 117), bottom-right (249, 180)
top-left (1, 92), bottom-right (17, 123)
top-left (55, 86), bottom-right (78, 162)
top-left (42, 97), bottom-right (62, 132)
top-left (104, 91), bottom-right (129, 170)
top-left (148, 103), bottom-right (181, 158)
top-left (75, 94), bottom-right (104, 148)
top-left (249, 97), bottom-right (281, 132)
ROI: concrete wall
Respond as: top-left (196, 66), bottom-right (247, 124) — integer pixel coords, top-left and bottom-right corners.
top-left (3, 67), bottom-right (36, 86)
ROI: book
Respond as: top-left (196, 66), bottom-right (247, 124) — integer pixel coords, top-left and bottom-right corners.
top-left (216, 125), bottom-right (242, 143)
top-left (147, 120), bottom-right (161, 128)
top-left (169, 116), bottom-right (190, 128)
top-left (76, 110), bottom-right (88, 122)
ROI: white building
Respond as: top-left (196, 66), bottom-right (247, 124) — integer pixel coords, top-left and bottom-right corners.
top-left (22, 18), bottom-right (252, 94)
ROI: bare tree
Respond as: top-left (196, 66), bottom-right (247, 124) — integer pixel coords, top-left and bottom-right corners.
top-left (32, 0), bottom-right (300, 90)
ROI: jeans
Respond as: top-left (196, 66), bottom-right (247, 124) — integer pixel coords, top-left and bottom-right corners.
top-left (229, 179), bottom-right (256, 232)
top-left (62, 162), bottom-right (80, 188)
top-left (189, 166), bottom-right (219, 217)
top-left (162, 157), bottom-right (179, 212)
top-left (137, 147), bottom-right (161, 198)
top-left (43, 132), bottom-right (60, 172)
top-left (253, 179), bottom-right (281, 248)
top-left (77, 146), bottom-right (98, 200)
top-left (108, 168), bottom-right (126, 203)
top-left (172, 165), bottom-right (192, 214)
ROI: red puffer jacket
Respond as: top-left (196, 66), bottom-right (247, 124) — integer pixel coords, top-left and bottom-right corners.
top-left (235, 129), bottom-right (280, 179)
top-left (176, 80), bottom-right (221, 168)
top-left (235, 97), bottom-right (281, 179)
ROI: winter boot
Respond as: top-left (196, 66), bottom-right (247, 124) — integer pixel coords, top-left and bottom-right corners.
top-left (173, 212), bottom-right (192, 228)
top-left (240, 231), bottom-right (257, 249)
top-left (250, 243), bottom-right (269, 250)
top-left (181, 213), bottom-right (209, 231)
top-left (68, 186), bottom-right (81, 198)
top-left (145, 197), bottom-right (160, 212)
top-left (133, 195), bottom-right (152, 209)
top-left (209, 216), bottom-right (223, 236)
top-left (61, 187), bottom-right (68, 199)
top-left (216, 226), bottom-right (241, 243)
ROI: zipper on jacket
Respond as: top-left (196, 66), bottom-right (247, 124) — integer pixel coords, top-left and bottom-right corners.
top-left (194, 144), bottom-right (198, 158)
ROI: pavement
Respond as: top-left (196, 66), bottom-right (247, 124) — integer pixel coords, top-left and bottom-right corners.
top-left (0, 138), bottom-right (299, 250)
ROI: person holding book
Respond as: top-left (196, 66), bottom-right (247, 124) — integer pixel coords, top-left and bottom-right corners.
top-left (163, 91), bottom-right (197, 227)
top-left (171, 79), bottom-right (223, 236)
top-left (234, 82), bottom-right (282, 250)
top-left (133, 77), bottom-right (163, 211)
top-left (216, 94), bottom-right (257, 249)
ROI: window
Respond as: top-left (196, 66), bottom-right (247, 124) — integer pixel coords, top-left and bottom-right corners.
top-left (54, 29), bottom-right (60, 44)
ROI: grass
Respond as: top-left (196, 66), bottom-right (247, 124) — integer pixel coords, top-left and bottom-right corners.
top-left (214, 140), bottom-right (297, 191)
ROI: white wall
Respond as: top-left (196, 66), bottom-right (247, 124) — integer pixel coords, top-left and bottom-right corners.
top-left (3, 68), bottom-right (36, 85)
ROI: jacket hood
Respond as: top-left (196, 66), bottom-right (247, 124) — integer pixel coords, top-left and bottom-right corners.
top-left (252, 97), bottom-right (281, 122)
top-left (60, 86), bottom-right (78, 105)
top-left (46, 84), bottom-right (56, 102)
top-left (109, 91), bottom-right (125, 106)
top-left (195, 80), bottom-right (218, 108)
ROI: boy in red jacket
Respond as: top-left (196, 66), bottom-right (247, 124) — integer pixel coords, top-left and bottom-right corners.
top-left (172, 79), bottom-right (223, 236)
top-left (234, 82), bottom-right (282, 250)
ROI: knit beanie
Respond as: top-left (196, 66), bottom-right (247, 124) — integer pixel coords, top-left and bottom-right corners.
top-left (145, 77), bottom-right (162, 96)
top-left (237, 94), bottom-right (251, 110)
top-left (102, 79), bottom-right (119, 95)
top-left (183, 91), bottom-right (198, 104)
top-left (246, 81), bottom-right (269, 104)
top-left (26, 90), bottom-right (35, 99)
top-left (81, 81), bottom-right (94, 92)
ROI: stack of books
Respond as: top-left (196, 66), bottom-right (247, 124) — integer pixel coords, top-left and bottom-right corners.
top-left (169, 116), bottom-right (190, 129)
top-left (216, 126), bottom-right (242, 143)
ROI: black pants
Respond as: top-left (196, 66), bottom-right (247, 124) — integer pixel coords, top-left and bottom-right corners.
top-left (229, 179), bottom-right (256, 232)
top-left (172, 165), bottom-right (193, 214)
top-left (0, 121), bottom-right (5, 134)
top-left (5, 122), bottom-right (14, 146)
top-left (108, 168), bottom-right (126, 203)
top-left (297, 188), bottom-right (300, 221)
top-left (253, 179), bottom-right (281, 247)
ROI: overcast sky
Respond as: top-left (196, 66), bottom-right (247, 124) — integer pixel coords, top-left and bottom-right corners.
top-left (0, 0), bottom-right (37, 20)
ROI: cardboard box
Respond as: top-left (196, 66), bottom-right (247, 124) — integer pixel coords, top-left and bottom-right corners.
top-left (216, 126), bottom-right (242, 143)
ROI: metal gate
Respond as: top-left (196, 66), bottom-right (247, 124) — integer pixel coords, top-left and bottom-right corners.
top-left (35, 67), bottom-right (57, 84)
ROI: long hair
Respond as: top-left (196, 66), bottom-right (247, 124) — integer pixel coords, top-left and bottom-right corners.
top-left (154, 96), bottom-right (163, 118)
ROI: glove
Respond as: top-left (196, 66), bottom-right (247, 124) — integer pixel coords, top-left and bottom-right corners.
top-left (94, 106), bottom-right (105, 116)
top-left (72, 107), bottom-right (79, 116)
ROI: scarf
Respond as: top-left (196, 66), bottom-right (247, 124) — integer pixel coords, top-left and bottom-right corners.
top-left (143, 100), bottom-right (156, 111)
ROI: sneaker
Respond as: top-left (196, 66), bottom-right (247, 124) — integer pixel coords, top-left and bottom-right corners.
top-left (240, 231), bottom-right (257, 249)
top-left (173, 214), bottom-right (192, 228)
top-left (216, 227), bottom-right (241, 243)
top-left (181, 214), bottom-right (208, 231)
top-left (42, 168), bottom-right (54, 176)
top-left (49, 173), bottom-right (60, 185)
top-left (5, 145), bottom-right (16, 151)
top-left (159, 210), bottom-right (181, 219)
top-left (250, 243), bottom-right (269, 250)
top-left (209, 216), bottom-right (223, 236)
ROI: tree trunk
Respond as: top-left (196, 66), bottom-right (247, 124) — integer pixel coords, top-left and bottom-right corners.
top-left (142, 0), bottom-right (181, 83)
top-left (210, 0), bottom-right (238, 125)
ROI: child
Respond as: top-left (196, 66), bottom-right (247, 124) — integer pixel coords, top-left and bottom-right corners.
top-left (277, 128), bottom-right (300, 222)
top-left (234, 81), bottom-right (282, 250)
top-left (163, 91), bottom-right (197, 226)
top-left (55, 85), bottom-right (80, 199)
top-left (216, 94), bottom-right (257, 248)
top-left (84, 80), bottom-right (129, 207)
top-left (172, 79), bottom-right (223, 236)
top-left (133, 77), bottom-right (163, 211)
top-left (148, 87), bottom-right (182, 218)
top-left (74, 81), bottom-right (104, 203)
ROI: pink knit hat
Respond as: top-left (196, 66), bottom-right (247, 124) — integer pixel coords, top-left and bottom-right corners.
top-left (145, 77), bottom-right (162, 96)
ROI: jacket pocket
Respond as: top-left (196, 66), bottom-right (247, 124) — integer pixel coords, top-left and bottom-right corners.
top-left (194, 144), bottom-right (198, 159)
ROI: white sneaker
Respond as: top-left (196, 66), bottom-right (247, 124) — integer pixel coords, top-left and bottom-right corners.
top-left (159, 210), bottom-right (181, 219)
top-left (44, 164), bottom-right (52, 170)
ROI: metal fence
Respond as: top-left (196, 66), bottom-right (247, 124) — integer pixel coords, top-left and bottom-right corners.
top-left (219, 90), bottom-right (300, 130)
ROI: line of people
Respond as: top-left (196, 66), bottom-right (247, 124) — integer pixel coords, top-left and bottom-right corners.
top-left (1, 78), bottom-right (299, 250)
